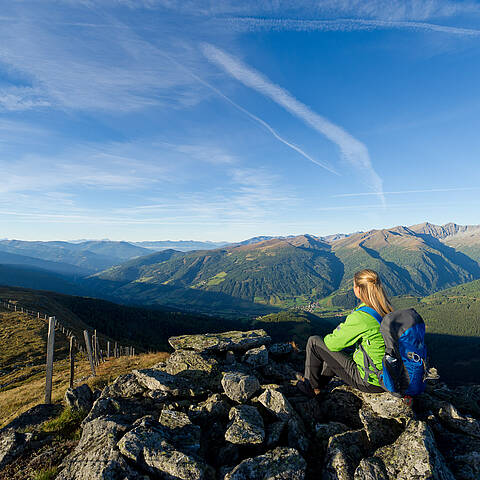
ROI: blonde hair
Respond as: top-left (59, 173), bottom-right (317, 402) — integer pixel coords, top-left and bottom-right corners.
top-left (354, 269), bottom-right (393, 317)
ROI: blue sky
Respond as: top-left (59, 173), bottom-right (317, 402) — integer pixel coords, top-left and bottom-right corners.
top-left (1, 0), bottom-right (480, 242)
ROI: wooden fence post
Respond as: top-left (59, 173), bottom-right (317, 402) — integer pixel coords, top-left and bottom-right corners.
top-left (45, 316), bottom-right (56, 404)
top-left (114, 342), bottom-right (118, 358)
top-left (96, 335), bottom-right (103, 363)
top-left (107, 341), bottom-right (110, 358)
top-left (69, 336), bottom-right (75, 388)
top-left (92, 333), bottom-right (97, 366)
top-left (83, 330), bottom-right (96, 376)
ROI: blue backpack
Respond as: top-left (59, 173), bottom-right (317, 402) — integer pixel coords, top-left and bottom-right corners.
top-left (357, 306), bottom-right (428, 397)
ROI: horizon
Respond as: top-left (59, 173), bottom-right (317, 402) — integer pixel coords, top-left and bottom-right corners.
top-left (2, 1), bottom-right (480, 241)
top-left (0, 219), bottom-right (475, 243)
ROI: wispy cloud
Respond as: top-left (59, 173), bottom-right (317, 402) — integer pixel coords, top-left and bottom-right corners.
top-left (202, 43), bottom-right (385, 203)
top-left (0, 8), bottom-right (207, 112)
top-left (0, 86), bottom-right (51, 111)
top-left (224, 17), bottom-right (480, 37)
top-left (1, 164), bottom-right (297, 228)
top-left (159, 52), bottom-right (338, 174)
top-left (0, 142), bottom-right (171, 197)
top-left (334, 187), bottom-right (478, 197)
top-left (161, 143), bottom-right (237, 165)
top-left (80, 0), bottom-right (480, 21)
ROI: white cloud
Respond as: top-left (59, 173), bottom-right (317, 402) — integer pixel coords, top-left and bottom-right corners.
top-left (224, 17), bottom-right (480, 37)
top-left (0, 86), bottom-right (50, 111)
top-left (164, 143), bottom-right (237, 165)
top-left (73, 0), bottom-right (480, 21)
top-left (0, 8), bottom-right (208, 112)
top-left (0, 142), bottom-right (171, 196)
top-left (202, 43), bottom-right (385, 203)
top-left (160, 52), bottom-right (339, 174)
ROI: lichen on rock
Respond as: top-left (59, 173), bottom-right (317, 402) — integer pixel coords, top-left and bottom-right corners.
top-left (225, 405), bottom-right (265, 445)
top-left (168, 329), bottom-right (271, 352)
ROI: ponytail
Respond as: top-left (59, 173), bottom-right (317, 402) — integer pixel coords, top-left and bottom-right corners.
top-left (354, 269), bottom-right (393, 317)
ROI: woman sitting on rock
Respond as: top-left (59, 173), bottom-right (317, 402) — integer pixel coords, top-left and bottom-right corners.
top-left (297, 269), bottom-right (393, 396)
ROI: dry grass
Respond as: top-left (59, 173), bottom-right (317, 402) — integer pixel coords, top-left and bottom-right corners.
top-left (1, 343), bottom-right (168, 429)
top-left (1, 306), bottom-right (169, 429)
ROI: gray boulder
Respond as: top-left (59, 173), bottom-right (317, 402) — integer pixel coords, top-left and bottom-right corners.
top-left (81, 397), bottom-right (120, 425)
top-left (450, 451), bottom-right (480, 480)
top-left (265, 421), bottom-right (286, 448)
top-left (165, 349), bottom-right (219, 375)
top-left (64, 383), bottom-right (93, 412)
top-left (287, 415), bottom-right (310, 454)
top-left (258, 388), bottom-right (294, 421)
top-left (0, 429), bottom-right (33, 470)
top-left (118, 424), bottom-right (207, 480)
top-left (225, 405), bottom-right (265, 445)
top-left (374, 419), bottom-right (455, 480)
top-left (188, 393), bottom-right (230, 424)
top-left (354, 389), bottom-right (414, 421)
top-left (221, 372), bottom-right (260, 403)
top-left (225, 447), bottom-right (306, 480)
top-left (100, 373), bottom-right (145, 399)
top-left (159, 409), bottom-right (201, 454)
top-left (242, 345), bottom-right (269, 367)
top-left (438, 402), bottom-right (480, 439)
top-left (133, 368), bottom-right (206, 397)
top-left (354, 457), bottom-right (389, 480)
top-left (314, 422), bottom-right (350, 453)
top-left (258, 359), bottom-right (297, 383)
top-left (57, 416), bottom-right (142, 480)
top-left (168, 329), bottom-right (271, 353)
top-left (268, 343), bottom-right (293, 357)
top-left (323, 429), bottom-right (369, 480)
top-left (359, 406), bottom-right (404, 450)
top-left (430, 384), bottom-right (480, 417)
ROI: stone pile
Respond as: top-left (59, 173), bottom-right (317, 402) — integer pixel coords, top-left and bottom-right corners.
top-left (1, 329), bottom-right (480, 479)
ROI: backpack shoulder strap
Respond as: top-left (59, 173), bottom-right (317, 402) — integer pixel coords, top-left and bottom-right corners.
top-left (356, 305), bottom-right (382, 324)
top-left (354, 305), bottom-right (384, 384)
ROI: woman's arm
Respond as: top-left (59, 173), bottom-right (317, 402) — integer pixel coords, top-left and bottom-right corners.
top-left (323, 312), bottom-right (367, 351)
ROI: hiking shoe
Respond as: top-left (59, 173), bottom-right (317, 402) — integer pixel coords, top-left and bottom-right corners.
top-left (296, 379), bottom-right (317, 398)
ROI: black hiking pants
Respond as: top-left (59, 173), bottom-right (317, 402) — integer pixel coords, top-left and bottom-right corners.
top-left (304, 335), bottom-right (384, 393)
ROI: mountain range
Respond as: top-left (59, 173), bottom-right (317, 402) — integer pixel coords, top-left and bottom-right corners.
top-left (2, 222), bottom-right (480, 315)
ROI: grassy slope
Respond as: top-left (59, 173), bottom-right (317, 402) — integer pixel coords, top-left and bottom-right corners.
top-left (95, 236), bottom-right (343, 310)
top-left (0, 308), bottom-right (168, 428)
top-left (90, 229), bottom-right (480, 316)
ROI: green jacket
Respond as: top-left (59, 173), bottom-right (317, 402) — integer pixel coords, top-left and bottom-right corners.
top-left (323, 303), bottom-right (385, 386)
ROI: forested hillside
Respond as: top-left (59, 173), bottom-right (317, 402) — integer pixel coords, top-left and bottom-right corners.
top-left (90, 225), bottom-right (480, 315)
top-left (2, 222), bottom-right (480, 318)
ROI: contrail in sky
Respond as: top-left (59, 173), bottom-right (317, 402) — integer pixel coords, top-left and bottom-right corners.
top-left (334, 187), bottom-right (477, 197)
top-left (202, 43), bottom-right (385, 205)
top-left (160, 52), bottom-right (338, 175)
top-left (224, 17), bottom-right (480, 37)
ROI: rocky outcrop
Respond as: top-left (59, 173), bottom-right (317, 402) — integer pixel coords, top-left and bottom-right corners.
top-left (221, 371), bottom-right (260, 403)
top-left (2, 329), bottom-right (480, 480)
top-left (56, 416), bottom-right (141, 480)
top-left (0, 429), bottom-right (33, 470)
top-left (225, 405), bottom-right (265, 445)
top-left (64, 384), bottom-right (94, 412)
top-left (168, 329), bottom-right (271, 352)
top-left (225, 447), bottom-right (306, 479)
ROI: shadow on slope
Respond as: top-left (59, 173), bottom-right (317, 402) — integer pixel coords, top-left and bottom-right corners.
top-left (426, 333), bottom-right (480, 386)
top-left (81, 276), bottom-right (279, 318)
top-left (417, 234), bottom-right (480, 277)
